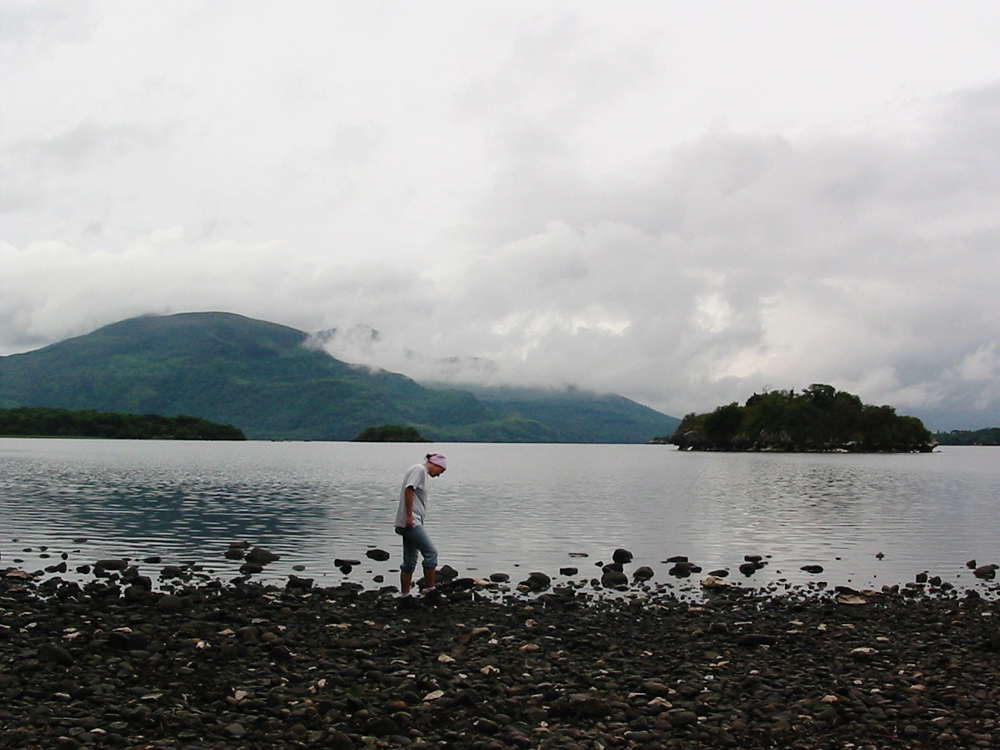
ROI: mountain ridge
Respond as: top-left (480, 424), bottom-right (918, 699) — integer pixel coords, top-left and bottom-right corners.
top-left (0, 312), bottom-right (680, 442)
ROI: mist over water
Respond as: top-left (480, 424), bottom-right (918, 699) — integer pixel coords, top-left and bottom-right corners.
top-left (1, 439), bottom-right (997, 595)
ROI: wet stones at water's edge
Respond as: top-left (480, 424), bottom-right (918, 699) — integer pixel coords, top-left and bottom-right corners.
top-left (6, 539), bottom-right (1000, 606)
top-left (2, 544), bottom-right (1000, 750)
top-left (7, 540), bottom-right (1000, 604)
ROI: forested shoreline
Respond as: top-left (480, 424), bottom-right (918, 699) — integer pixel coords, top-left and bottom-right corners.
top-left (0, 407), bottom-right (245, 440)
top-left (933, 427), bottom-right (1000, 446)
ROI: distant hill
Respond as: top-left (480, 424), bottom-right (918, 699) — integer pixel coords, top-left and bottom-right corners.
top-left (0, 312), bottom-right (680, 443)
top-left (451, 384), bottom-right (681, 444)
top-left (660, 384), bottom-right (934, 453)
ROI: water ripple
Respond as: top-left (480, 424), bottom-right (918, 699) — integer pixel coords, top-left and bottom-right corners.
top-left (1, 439), bottom-right (997, 593)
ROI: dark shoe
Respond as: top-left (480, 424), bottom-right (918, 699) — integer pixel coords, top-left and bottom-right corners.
top-left (398, 594), bottom-right (420, 610)
top-left (423, 588), bottom-right (446, 606)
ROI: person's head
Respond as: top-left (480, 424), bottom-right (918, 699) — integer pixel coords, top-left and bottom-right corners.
top-left (425, 453), bottom-right (447, 477)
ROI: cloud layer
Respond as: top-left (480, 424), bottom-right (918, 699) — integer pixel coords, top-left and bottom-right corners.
top-left (2, 2), bottom-right (999, 430)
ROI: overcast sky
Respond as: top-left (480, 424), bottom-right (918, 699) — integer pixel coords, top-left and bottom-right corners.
top-left (2, 1), bottom-right (999, 430)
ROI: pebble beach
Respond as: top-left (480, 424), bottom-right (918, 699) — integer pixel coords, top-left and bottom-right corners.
top-left (2, 548), bottom-right (999, 750)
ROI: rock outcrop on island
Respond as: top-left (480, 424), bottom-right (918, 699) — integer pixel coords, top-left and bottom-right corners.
top-left (657, 384), bottom-right (934, 453)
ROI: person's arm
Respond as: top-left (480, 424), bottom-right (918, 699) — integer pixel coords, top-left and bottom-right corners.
top-left (404, 486), bottom-right (415, 528)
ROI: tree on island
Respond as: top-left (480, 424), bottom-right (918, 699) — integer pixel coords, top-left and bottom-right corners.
top-left (352, 424), bottom-right (430, 442)
top-left (656, 384), bottom-right (934, 452)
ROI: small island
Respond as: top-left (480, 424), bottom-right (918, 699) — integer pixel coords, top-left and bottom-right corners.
top-left (351, 424), bottom-right (429, 442)
top-left (0, 407), bottom-right (245, 440)
top-left (656, 384), bottom-right (934, 452)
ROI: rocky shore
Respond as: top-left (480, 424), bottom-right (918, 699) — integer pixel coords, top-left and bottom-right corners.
top-left (3, 553), bottom-right (999, 750)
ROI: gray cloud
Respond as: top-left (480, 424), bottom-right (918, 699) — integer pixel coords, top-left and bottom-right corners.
top-left (14, 121), bottom-right (170, 170)
top-left (0, 0), bottom-right (100, 52)
top-left (1, 4), bottom-right (999, 431)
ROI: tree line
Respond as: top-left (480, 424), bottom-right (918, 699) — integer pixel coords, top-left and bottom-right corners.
top-left (658, 384), bottom-right (934, 452)
top-left (352, 424), bottom-right (429, 442)
top-left (933, 427), bottom-right (1000, 446)
top-left (0, 407), bottom-right (245, 440)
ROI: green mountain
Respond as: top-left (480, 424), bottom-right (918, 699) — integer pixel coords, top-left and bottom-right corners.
top-left (0, 312), bottom-right (679, 442)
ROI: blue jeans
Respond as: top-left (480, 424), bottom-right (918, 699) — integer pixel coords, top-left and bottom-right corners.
top-left (395, 525), bottom-right (438, 572)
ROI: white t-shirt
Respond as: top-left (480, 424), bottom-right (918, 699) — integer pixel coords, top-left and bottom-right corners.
top-left (395, 463), bottom-right (429, 528)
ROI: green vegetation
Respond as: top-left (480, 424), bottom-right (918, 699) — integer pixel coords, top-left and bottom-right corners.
top-left (0, 312), bottom-right (680, 443)
top-left (0, 407), bottom-right (245, 440)
top-left (657, 384), bottom-right (934, 453)
top-left (933, 427), bottom-right (1000, 446)
top-left (352, 424), bottom-right (429, 442)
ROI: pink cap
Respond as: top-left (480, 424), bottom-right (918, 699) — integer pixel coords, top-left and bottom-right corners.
top-left (426, 453), bottom-right (447, 470)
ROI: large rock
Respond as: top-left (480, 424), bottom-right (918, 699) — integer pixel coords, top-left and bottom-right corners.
top-left (612, 548), bottom-right (633, 565)
top-left (633, 566), bottom-right (654, 581)
top-left (669, 560), bottom-right (701, 577)
top-left (245, 547), bottom-right (280, 565)
top-left (519, 572), bottom-right (551, 592)
top-left (601, 568), bottom-right (628, 588)
top-left (974, 564), bottom-right (998, 580)
top-left (95, 558), bottom-right (129, 571)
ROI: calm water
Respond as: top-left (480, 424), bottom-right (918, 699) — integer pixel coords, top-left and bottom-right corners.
top-left (1, 439), bottom-right (997, 596)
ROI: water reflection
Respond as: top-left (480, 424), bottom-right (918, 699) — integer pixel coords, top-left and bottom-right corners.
top-left (1, 439), bottom-right (997, 594)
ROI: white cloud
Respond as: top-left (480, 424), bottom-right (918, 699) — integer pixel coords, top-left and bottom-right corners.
top-left (2, 2), bottom-right (1000, 430)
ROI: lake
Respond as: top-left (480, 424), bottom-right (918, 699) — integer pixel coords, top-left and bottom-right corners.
top-left (1, 439), bottom-right (997, 596)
